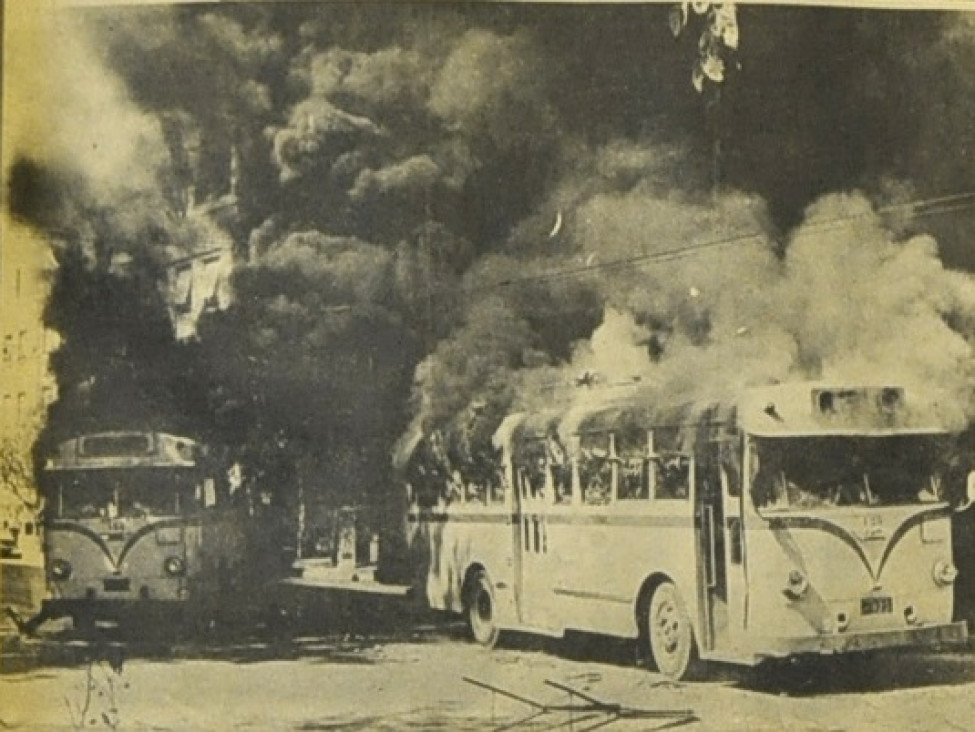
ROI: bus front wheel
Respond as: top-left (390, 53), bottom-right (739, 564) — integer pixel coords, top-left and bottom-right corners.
top-left (466, 570), bottom-right (500, 648)
top-left (647, 581), bottom-right (701, 681)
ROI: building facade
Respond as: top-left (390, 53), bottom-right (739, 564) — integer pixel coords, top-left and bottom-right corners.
top-left (0, 217), bottom-right (57, 605)
top-left (0, 220), bottom-right (57, 439)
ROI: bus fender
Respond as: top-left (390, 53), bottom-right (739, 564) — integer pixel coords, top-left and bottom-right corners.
top-left (461, 562), bottom-right (516, 628)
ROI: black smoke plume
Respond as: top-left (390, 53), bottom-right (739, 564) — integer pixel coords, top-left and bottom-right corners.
top-left (8, 4), bottom-right (975, 552)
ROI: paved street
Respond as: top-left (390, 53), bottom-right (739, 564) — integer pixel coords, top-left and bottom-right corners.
top-left (2, 610), bottom-right (973, 731)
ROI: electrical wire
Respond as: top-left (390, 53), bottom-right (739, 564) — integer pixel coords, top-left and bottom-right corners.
top-left (9, 189), bottom-right (975, 296)
top-left (463, 189), bottom-right (975, 294)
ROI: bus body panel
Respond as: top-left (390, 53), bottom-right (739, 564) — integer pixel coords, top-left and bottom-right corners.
top-left (739, 507), bottom-right (956, 656)
top-left (44, 514), bottom-right (259, 619)
top-left (402, 382), bottom-right (969, 674)
top-left (544, 507), bottom-right (698, 638)
top-left (39, 432), bottom-right (289, 629)
top-left (408, 504), bottom-right (518, 626)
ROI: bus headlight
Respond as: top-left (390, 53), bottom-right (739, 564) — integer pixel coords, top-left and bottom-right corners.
top-left (932, 560), bottom-right (958, 586)
top-left (50, 558), bottom-right (73, 581)
top-left (163, 556), bottom-right (186, 577)
top-left (783, 569), bottom-right (809, 600)
top-left (835, 611), bottom-right (850, 632)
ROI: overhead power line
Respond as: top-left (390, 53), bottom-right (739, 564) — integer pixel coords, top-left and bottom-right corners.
top-left (8, 189), bottom-right (975, 295)
top-left (463, 189), bottom-right (975, 295)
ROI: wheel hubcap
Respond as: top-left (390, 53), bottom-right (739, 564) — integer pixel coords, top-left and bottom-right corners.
top-left (655, 600), bottom-right (680, 655)
top-left (476, 590), bottom-right (491, 623)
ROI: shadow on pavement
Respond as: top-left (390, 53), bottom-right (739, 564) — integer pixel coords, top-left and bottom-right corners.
top-left (726, 645), bottom-right (975, 696)
top-left (5, 578), bottom-right (973, 702)
top-left (2, 583), bottom-right (468, 672)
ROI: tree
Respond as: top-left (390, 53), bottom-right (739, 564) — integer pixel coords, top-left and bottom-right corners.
top-left (0, 433), bottom-right (40, 513)
top-left (670, 2), bottom-right (740, 94)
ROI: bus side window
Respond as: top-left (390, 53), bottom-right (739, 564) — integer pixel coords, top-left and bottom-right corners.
top-left (515, 439), bottom-right (547, 499)
top-left (617, 427), bottom-right (650, 500)
top-left (547, 431), bottom-right (571, 504)
top-left (465, 477), bottom-right (488, 505)
top-left (552, 463), bottom-right (572, 503)
top-left (654, 455), bottom-right (690, 499)
top-left (651, 427), bottom-right (690, 500)
top-left (488, 464), bottom-right (508, 504)
top-left (578, 432), bottom-right (612, 505)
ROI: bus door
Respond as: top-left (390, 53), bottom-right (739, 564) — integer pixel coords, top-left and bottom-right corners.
top-left (695, 443), bottom-right (730, 653)
top-left (720, 439), bottom-right (748, 647)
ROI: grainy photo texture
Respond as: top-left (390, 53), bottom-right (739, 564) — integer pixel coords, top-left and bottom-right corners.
top-left (2, 1), bottom-right (975, 729)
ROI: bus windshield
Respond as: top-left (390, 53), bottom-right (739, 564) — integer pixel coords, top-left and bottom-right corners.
top-left (45, 468), bottom-right (203, 519)
top-left (750, 434), bottom-right (950, 512)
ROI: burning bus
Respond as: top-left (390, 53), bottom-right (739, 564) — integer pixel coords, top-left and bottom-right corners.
top-left (17, 431), bottom-right (290, 634)
top-left (400, 381), bottom-right (971, 680)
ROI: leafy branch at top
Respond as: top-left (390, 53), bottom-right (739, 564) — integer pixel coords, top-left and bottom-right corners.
top-left (670, 2), bottom-right (740, 93)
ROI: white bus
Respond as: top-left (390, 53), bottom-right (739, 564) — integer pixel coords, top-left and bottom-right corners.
top-left (27, 431), bottom-right (289, 634)
top-left (403, 383), bottom-right (971, 679)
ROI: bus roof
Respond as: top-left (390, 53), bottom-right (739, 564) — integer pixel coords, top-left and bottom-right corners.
top-left (736, 383), bottom-right (950, 437)
top-left (496, 381), bottom-right (951, 444)
top-left (45, 432), bottom-right (200, 471)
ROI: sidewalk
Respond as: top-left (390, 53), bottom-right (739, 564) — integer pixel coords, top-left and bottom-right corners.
top-left (284, 558), bottom-right (410, 596)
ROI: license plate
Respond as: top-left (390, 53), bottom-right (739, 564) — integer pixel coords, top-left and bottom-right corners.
top-left (860, 596), bottom-right (893, 615)
top-left (103, 577), bottom-right (131, 592)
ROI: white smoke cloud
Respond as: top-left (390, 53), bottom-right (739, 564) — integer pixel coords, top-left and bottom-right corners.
top-left (519, 189), bottom-right (975, 431)
top-left (429, 28), bottom-right (554, 148)
top-left (39, 12), bottom-right (169, 204)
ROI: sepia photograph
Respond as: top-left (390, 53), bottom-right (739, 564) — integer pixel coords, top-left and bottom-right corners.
top-left (2, 0), bottom-right (975, 728)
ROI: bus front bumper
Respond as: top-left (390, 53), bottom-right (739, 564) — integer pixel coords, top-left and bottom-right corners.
top-left (761, 620), bottom-right (968, 658)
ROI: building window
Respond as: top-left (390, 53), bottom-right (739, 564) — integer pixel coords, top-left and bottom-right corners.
top-left (17, 330), bottom-right (27, 360)
top-left (16, 392), bottom-right (26, 421)
top-left (2, 335), bottom-right (11, 362)
top-left (15, 269), bottom-right (22, 298)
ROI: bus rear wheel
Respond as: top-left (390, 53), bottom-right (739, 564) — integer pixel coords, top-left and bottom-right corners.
top-left (647, 581), bottom-right (701, 681)
top-left (467, 570), bottom-right (500, 648)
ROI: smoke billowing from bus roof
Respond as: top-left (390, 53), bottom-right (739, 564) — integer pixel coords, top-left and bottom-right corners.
top-left (8, 5), bottom-right (975, 489)
top-left (410, 189), bottom-right (975, 452)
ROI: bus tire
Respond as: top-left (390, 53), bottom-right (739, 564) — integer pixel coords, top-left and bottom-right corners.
top-left (466, 570), bottom-right (500, 648)
top-left (646, 581), bottom-right (702, 681)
